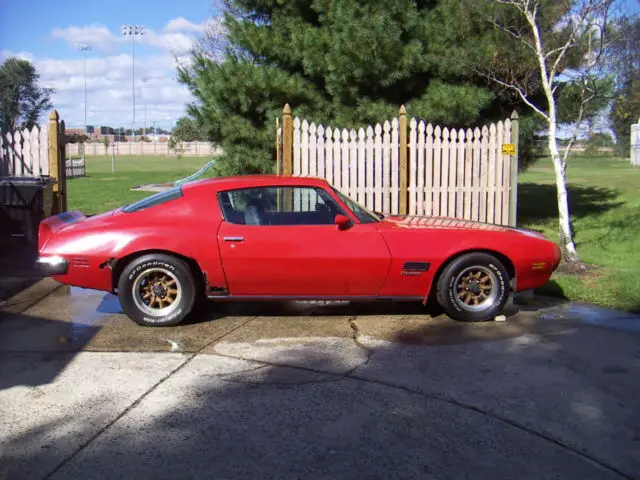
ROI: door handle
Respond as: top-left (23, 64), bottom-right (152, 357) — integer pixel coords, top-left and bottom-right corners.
top-left (224, 236), bottom-right (244, 242)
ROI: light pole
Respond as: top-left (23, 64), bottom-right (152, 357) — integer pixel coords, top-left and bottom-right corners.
top-left (142, 77), bottom-right (149, 140)
top-left (121, 24), bottom-right (144, 142)
top-left (75, 42), bottom-right (91, 134)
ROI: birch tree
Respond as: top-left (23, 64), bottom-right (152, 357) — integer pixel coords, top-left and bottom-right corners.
top-left (476, 0), bottom-right (616, 263)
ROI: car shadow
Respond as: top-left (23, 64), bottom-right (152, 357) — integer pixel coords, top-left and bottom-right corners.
top-left (184, 290), bottom-right (567, 328)
top-left (185, 297), bottom-right (441, 325)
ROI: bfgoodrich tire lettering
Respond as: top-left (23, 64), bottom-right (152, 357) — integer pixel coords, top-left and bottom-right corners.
top-left (117, 253), bottom-right (196, 327)
top-left (435, 252), bottom-right (509, 322)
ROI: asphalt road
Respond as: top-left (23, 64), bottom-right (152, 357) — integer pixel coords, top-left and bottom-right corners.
top-left (1, 279), bottom-right (639, 480)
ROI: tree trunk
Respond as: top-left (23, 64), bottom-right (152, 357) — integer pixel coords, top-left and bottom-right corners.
top-left (547, 120), bottom-right (579, 262)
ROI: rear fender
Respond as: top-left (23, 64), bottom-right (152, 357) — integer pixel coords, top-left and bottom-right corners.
top-left (38, 211), bottom-right (86, 251)
top-left (113, 234), bottom-right (227, 294)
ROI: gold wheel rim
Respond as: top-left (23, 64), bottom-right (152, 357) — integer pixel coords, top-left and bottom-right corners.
top-left (132, 267), bottom-right (182, 317)
top-left (139, 272), bottom-right (178, 309)
top-left (453, 266), bottom-right (499, 312)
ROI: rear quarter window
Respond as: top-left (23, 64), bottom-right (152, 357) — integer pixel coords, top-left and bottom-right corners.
top-left (122, 186), bottom-right (183, 213)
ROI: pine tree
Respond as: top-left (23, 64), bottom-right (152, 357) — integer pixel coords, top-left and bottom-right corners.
top-left (178, 0), bottom-right (552, 175)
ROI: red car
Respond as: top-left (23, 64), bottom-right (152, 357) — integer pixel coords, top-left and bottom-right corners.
top-left (36, 175), bottom-right (561, 327)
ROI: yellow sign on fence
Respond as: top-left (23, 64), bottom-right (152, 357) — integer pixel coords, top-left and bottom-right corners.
top-left (502, 143), bottom-right (516, 155)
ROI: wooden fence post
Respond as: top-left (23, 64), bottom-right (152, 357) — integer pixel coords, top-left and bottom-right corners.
top-left (509, 110), bottom-right (519, 227)
top-left (399, 105), bottom-right (408, 215)
top-left (275, 117), bottom-right (282, 174)
top-left (282, 104), bottom-right (293, 176)
top-left (48, 110), bottom-right (64, 214)
top-left (59, 119), bottom-right (67, 212)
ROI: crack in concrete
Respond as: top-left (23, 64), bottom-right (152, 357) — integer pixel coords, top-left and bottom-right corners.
top-left (42, 315), bottom-right (259, 480)
top-left (344, 316), bottom-right (373, 377)
top-left (215, 364), bottom-right (270, 377)
top-left (219, 374), bottom-right (340, 388)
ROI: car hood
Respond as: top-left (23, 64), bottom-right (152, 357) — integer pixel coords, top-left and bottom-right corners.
top-left (377, 215), bottom-right (547, 239)
top-left (379, 215), bottom-right (509, 231)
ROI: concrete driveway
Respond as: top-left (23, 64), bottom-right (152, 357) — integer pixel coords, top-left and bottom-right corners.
top-left (1, 279), bottom-right (639, 480)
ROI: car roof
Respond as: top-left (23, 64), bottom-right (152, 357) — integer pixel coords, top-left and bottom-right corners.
top-left (183, 174), bottom-right (331, 192)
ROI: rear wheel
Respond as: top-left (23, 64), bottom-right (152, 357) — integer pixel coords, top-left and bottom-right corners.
top-left (117, 254), bottom-right (195, 327)
top-left (435, 253), bottom-right (509, 322)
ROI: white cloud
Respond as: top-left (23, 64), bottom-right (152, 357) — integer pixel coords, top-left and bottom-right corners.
top-left (0, 50), bottom-right (36, 63)
top-left (50, 25), bottom-right (119, 53)
top-left (2, 49), bottom-right (198, 129)
top-left (164, 17), bottom-right (206, 34)
top-left (49, 16), bottom-right (215, 57)
top-left (142, 31), bottom-right (196, 56)
top-left (0, 16), bottom-right (223, 129)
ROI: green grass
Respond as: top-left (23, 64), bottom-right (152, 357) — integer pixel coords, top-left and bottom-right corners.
top-left (518, 156), bottom-right (640, 313)
top-left (67, 154), bottom-right (640, 312)
top-left (67, 155), bottom-right (212, 214)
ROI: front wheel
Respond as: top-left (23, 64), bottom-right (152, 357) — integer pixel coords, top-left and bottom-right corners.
top-left (435, 253), bottom-right (510, 322)
top-left (117, 254), bottom-right (196, 327)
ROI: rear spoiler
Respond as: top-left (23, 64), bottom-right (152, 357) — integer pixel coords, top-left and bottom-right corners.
top-left (38, 211), bottom-right (86, 250)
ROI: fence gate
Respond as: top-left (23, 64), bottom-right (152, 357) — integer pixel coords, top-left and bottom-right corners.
top-left (276, 105), bottom-right (519, 226)
top-left (0, 110), bottom-right (68, 221)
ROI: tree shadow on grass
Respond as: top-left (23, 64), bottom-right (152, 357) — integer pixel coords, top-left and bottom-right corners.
top-left (517, 183), bottom-right (623, 225)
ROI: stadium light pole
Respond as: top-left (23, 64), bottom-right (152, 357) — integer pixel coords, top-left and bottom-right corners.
top-left (142, 77), bottom-right (150, 140)
top-left (121, 24), bottom-right (144, 141)
top-left (75, 42), bottom-right (92, 134)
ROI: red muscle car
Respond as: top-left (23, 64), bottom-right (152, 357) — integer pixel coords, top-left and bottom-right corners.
top-left (35, 175), bottom-right (561, 327)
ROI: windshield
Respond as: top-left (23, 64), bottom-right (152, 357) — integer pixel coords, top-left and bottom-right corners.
top-left (332, 188), bottom-right (380, 224)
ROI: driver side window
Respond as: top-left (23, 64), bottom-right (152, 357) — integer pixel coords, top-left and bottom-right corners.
top-left (218, 186), bottom-right (345, 226)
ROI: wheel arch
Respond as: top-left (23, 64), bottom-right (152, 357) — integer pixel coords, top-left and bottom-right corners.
top-left (424, 248), bottom-right (516, 304)
top-left (111, 249), bottom-right (206, 297)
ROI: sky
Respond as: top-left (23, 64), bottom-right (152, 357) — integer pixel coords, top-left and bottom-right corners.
top-left (0, 0), bottom-right (222, 131)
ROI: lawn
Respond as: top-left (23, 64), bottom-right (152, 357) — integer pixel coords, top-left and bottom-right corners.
top-left (518, 156), bottom-right (640, 313)
top-left (67, 154), bottom-right (639, 313)
top-left (67, 155), bottom-right (213, 214)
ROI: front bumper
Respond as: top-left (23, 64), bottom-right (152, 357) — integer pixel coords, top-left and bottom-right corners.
top-left (35, 256), bottom-right (68, 276)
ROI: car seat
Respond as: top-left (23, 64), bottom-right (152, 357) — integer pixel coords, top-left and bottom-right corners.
top-left (244, 199), bottom-right (265, 225)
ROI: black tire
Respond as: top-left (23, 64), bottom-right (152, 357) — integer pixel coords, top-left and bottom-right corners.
top-left (435, 252), bottom-right (510, 322)
top-left (117, 253), bottom-right (196, 327)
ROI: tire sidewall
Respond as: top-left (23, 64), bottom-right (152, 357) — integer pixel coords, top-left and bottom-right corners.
top-left (437, 253), bottom-right (509, 322)
top-left (118, 254), bottom-right (195, 327)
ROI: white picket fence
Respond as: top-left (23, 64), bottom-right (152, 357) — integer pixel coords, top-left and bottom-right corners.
top-left (66, 141), bottom-right (221, 157)
top-left (632, 121), bottom-right (640, 167)
top-left (289, 114), bottom-right (516, 225)
top-left (0, 125), bottom-right (50, 177)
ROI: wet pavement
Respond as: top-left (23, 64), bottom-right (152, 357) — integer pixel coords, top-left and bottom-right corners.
top-left (1, 279), bottom-right (639, 479)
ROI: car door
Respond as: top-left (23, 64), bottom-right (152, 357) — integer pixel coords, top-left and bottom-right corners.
top-left (216, 185), bottom-right (391, 296)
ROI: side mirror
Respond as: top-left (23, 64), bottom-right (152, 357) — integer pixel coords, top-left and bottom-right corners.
top-left (334, 214), bottom-right (352, 230)
top-left (374, 211), bottom-right (385, 219)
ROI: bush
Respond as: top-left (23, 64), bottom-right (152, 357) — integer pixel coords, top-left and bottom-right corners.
top-left (584, 133), bottom-right (615, 157)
